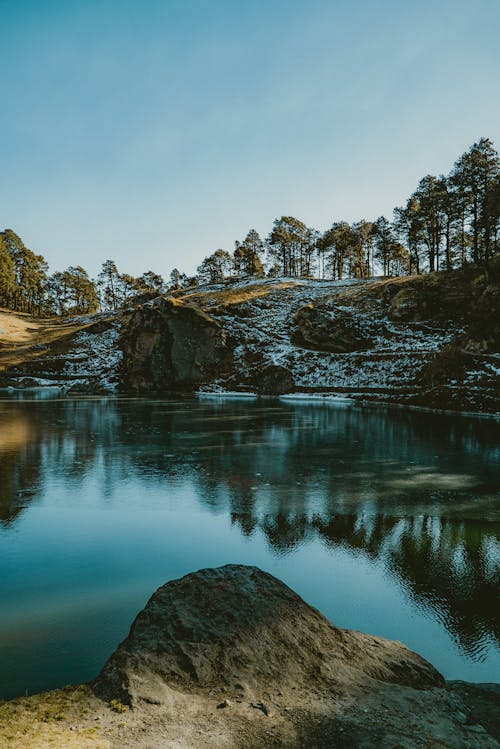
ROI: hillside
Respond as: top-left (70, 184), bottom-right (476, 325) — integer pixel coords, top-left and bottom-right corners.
top-left (121, 264), bottom-right (500, 414)
top-left (0, 264), bottom-right (499, 414)
top-left (0, 309), bottom-right (121, 393)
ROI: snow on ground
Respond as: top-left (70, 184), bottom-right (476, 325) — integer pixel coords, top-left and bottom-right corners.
top-left (62, 325), bottom-right (122, 390)
top-left (464, 359), bottom-right (500, 387)
top-left (202, 278), bottom-right (457, 392)
top-left (4, 278), bottom-right (494, 409)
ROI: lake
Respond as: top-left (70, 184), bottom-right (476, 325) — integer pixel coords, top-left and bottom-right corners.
top-left (0, 393), bottom-right (499, 699)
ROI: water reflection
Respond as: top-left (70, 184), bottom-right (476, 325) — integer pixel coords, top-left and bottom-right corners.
top-left (0, 396), bottom-right (499, 669)
top-left (0, 404), bottom-right (38, 524)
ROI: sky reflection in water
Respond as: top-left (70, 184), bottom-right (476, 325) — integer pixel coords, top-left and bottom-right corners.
top-left (0, 395), bottom-right (499, 698)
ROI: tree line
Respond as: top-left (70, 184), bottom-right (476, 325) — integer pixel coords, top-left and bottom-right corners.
top-left (1, 138), bottom-right (498, 316)
top-left (0, 231), bottom-right (168, 316)
top-left (193, 137), bottom-right (499, 283)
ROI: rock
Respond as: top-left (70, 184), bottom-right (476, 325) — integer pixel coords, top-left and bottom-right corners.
top-left (2, 564), bottom-right (497, 748)
top-left (390, 287), bottom-right (424, 320)
top-left (93, 564), bottom-right (443, 707)
top-left (120, 297), bottom-right (232, 393)
top-left (469, 284), bottom-right (500, 351)
top-left (251, 701), bottom-right (271, 716)
top-left (253, 364), bottom-right (294, 395)
top-left (448, 682), bottom-right (500, 742)
top-left (292, 303), bottom-right (371, 352)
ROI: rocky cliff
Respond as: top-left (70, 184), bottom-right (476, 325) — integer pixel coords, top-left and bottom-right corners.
top-left (120, 296), bottom-right (232, 393)
top-left (117, 264), bottom-right (499, 412)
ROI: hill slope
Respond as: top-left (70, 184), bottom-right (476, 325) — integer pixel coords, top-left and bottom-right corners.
top-left (1, 264), bottom-right (498, 414)
top-left (121, 266), bottom-right (500, 414)
top-left (0, 309), bottom-right (121, 393)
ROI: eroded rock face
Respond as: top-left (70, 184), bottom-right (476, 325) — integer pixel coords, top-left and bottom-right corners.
top-left (292, 303), bottom-right (371, 352)
top-left (120, 297), bottom-right (232, 393)
top-left (93, 564), bottom-right (443, 707)
top-left (253, 364), bottom-right (294, 395)
top-left (390, 287), bottom-right (423, 320)
top-left (469, 283), bottom-right (500, 351)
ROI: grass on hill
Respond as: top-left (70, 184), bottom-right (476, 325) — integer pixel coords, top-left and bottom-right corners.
top-left (178, 281), bottom-right (299, 309)
top-left (0, 310), bottom-right (113, 374)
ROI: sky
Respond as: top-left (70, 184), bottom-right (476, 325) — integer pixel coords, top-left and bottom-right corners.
top-left (1, 0), bottom-right (499, 278)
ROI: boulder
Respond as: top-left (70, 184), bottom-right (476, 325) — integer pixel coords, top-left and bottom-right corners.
top-left (253, 364), bottom-right (294, 395)
top-left (389, 286), bottom-right (424, 320)
top-left (293, 303), bottom-right (371, 352)
top-left (120, 297), bottom-right (232, 393)
top-left (469, 283), bottom-right (500, 351)
top-left (93, 564), bottom-right (443, 707)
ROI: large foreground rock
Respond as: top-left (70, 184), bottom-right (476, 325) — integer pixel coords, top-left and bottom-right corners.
top-left (90, 565), bottom-right (500, 748)
top-left (94, 565), bottom-right (442, 705)
top-left (2, 566), bottom-right (498, 748)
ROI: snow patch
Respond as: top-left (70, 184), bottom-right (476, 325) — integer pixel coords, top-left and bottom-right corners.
top-left (197, 390), bottom-right (258, 400)
top-left (63, 325), bottom-right (122, 390)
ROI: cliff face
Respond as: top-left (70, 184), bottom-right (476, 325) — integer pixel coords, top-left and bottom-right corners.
top-left (120, 297), bottom-right (232, 393)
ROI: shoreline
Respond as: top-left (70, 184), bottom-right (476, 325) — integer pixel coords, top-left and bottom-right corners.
top-left (2, 384), bottom-right (498, 422)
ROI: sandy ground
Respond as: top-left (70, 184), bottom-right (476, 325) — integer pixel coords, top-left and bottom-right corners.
top-left (0, 310), bottom-right (89, 371)
top-left (0, 310), bottom-right (44, 344)
top-left (1, 662), bottom-right (498, 749)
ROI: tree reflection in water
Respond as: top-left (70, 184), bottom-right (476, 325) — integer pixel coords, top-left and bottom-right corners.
top-left (0, 395), bottom-right (498, 659)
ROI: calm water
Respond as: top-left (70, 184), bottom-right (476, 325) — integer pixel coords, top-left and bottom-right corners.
top-left (0, 394), bottom-right (499, 699)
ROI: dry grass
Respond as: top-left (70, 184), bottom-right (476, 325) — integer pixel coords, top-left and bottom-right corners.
top-left (0, 309), bottom-right (86, 346)
top-left (0, 686), bottom-right (110, 749)
top-left (160, 295), bottom-right (220, 324)
top-left (0, 310), bottom-right (110, 373)
top-left (179, 281), bottom-right (299, 309)
top-left (335, 274), bottom-right (427, 302)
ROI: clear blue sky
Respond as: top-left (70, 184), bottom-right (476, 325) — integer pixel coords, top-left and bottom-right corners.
top-left (1, 0), bottom-right (499, 278)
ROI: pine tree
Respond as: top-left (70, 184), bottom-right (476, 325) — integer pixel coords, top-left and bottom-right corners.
top-left (97, 260), bottom-right (121, 311)
top-left (0, 234), bottom-right (16, 308)
top-left (372, 217), bottom-right (394, 276)
top-left (233, 229), bottom-right (265, 277)
top-left (450, 138), bottom-right (500, 264)
top-left (267, 217), bottom-right (316, 277)
top-left (197, 249), bottom-right (233, 283)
